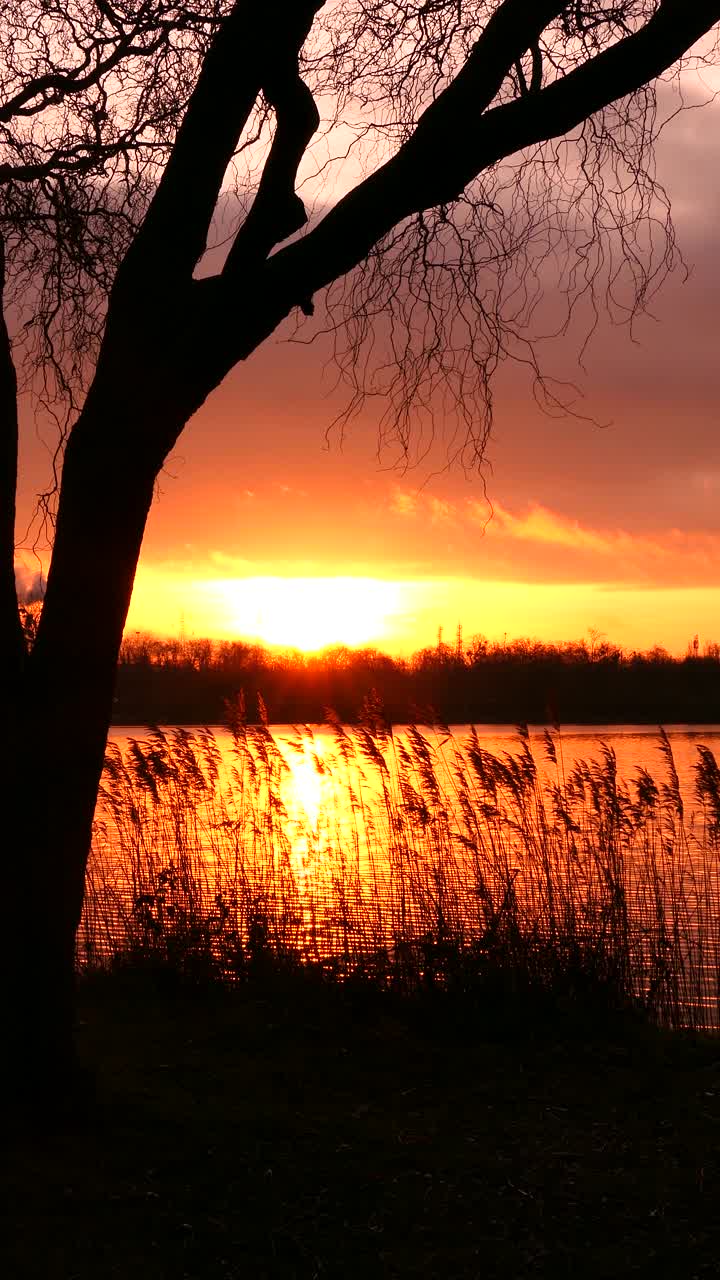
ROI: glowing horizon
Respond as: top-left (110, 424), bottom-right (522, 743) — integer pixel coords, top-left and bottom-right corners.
top-left (123, 566), bottom-right (720, 658)
top-left (192, 575), bottom-right (404, 652)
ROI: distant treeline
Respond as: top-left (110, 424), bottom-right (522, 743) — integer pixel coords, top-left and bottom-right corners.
top-left (113, 631), bottom-right (720, 725)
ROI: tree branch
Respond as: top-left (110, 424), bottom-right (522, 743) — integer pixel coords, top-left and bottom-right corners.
top-left (119, 0), bottom-right (265, 282)
top-left (252, 0), bottom-right (720, 337)
top-left (222, 31), bottom-right (321, 273)
top-left (404, 0), bottom-right (720, 206)
top-left (120, 0), bottom-right (326, 286)
top-left (194, 0), bottom-right (567, 365)
top-left (0, 23), bottom-right (167, 123)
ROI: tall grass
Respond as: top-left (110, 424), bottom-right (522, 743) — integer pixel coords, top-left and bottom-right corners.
top-left (80, 714), bottom-right (720, 1030)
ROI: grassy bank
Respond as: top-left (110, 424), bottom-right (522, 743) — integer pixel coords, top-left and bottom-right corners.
top-left (6, 973), bottom-right (720, 1278)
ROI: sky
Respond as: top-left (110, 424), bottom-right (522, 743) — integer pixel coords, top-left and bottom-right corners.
top-left (14, 80), bottom-right (720, 658)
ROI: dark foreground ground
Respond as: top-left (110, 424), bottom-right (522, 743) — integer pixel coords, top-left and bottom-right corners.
top-left (5, 978), bottom-right (720, 1279)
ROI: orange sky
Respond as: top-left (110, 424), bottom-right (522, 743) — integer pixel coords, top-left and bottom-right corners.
top-left (14, 90), bottom-right (720, 657)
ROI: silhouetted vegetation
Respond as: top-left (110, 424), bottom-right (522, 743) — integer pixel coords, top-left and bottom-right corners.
top-left (82, 718), bottom-right (720, 1032)
top-left (114, 630), bottom-right (720, 724)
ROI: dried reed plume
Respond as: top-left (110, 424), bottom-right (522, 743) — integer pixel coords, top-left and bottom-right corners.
top-left (80, 711), bottom-right (720, 1031)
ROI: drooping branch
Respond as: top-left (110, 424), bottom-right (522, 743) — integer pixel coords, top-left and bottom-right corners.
top-left (398, 0), bottom-right (720, 208)
top-left (198, 0), bottom-right (570, 364)
top-left (0, 3), bottom-right (241, 469)
top-left (0, 233), bottom-right (24, 674)
top-left (248, 0), bottom-right (720, 339)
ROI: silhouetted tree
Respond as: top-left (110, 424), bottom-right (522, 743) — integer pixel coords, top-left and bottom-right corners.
top-left (2, 0), bottom-right (720, 1099)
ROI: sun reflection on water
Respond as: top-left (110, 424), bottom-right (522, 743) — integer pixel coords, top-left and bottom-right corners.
top-left (283, 733), bottom-right (327, 832)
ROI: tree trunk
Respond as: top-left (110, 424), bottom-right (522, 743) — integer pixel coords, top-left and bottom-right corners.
top-left (1, 687), bottom-right (118, 1110)
top-left (1, 362), bottom-right (173, 1108)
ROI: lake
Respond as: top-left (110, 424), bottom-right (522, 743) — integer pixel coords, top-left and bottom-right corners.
top-left (84, 722), bottom-right (720, 1027)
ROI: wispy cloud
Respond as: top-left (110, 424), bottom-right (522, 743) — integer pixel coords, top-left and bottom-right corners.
top-left (389, 488), bottom-right (720, 586)
top-left (482, 501), bottom-right (618, 553)
top-left (391, 488), bottom-right (456, 525)
top-left (484, 501), bottom-right (720, 582)
top-left (390, 488), bottom-right (420, 518)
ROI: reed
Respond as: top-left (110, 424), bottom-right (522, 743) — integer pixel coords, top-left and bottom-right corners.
top-left (79, 713), bottom-right (720, 1030)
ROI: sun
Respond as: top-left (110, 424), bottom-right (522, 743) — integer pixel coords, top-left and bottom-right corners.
top-left (201, 576), bottom-right (403, 652)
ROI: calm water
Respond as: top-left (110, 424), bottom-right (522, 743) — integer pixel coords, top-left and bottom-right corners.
top-left (110, 720), bottom-right (720, 765)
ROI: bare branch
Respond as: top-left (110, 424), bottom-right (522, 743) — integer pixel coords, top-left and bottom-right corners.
top-left (259, 1), bottom-right (720, 324)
